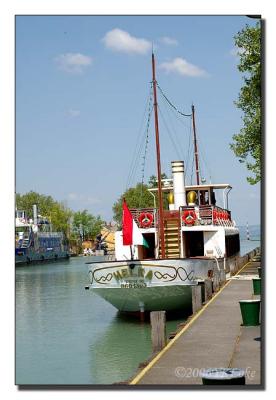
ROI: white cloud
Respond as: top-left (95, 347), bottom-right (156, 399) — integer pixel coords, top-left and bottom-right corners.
top-left (55, 53), bottom-right (92, 73)
top-left (102, 28), bottom-right (151, 54)
top-left (159, 36), bottom-right (178, 46)
top-left (68, 109), bottom-right (80, 117)
top-left (159, 57), bottom-right (207, 77)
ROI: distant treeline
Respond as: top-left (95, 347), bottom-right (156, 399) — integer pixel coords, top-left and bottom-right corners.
top-left (16, 191), bottom-right (105, 240)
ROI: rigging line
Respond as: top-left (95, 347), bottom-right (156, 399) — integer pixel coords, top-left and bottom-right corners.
top-left (185, 116), bottom-right (193, 181)
top-left (196, 134), bottom-right (213, 182)
top-left (157, 82), bottom-right (192, 117)
top-left (126, 87), bottom-right (152, 189)
top-left (190, 153), bottom-right (195, 185)
top-left (125, 83), bottom-right (153, 189)
top-left (158, 92), bottom-right (187, 160)
top-left (126, 88), bottom-right (153, 189)
top-left (139, 106), bottom-right (154, 207)
top-left (127, 114), bottom-right (152, 190)
top-left (128, 100), bottom-right (153, 195)
top-left (158, 88), bottom-right (191, 131)
top-left (157, 104), bottom-right (183, 161)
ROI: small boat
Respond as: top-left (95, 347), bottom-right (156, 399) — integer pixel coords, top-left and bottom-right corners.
top-left (86, 53), bottom-right (240, 313)
top-left (15, 205), bottom-right (70, 265)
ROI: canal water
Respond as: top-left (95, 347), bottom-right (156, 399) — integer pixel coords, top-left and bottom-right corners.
top-left (16, 233), bottom-right (260, 385)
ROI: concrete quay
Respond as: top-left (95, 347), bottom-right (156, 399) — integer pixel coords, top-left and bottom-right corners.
top-left (130, 257), bottom-right (262, 387)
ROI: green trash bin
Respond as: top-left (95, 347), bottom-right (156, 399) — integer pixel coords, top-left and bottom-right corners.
top-left (253, 277), bottom-right (261, 295)
top-left (200, 368), bottom-right (245, 385)
top-left (239, 299), bottom-right (260, 326)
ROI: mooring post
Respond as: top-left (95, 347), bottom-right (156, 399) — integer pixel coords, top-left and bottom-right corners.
top-left (139, 301), bottom-right (145, 323)
top-left (192, 285), bottom-right (202, 313)
top-left (198, 281), bottom-right (205, 303)
top-left (220, 269), bottom-right (226, 287)
top-left (150, 311), bottom-right (166, 353)
top-left (204, 278), bottom-right (213, 301)
top-left (213, 273), bottom-right (220, 292)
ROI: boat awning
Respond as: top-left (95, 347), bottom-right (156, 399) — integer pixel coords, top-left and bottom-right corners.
top-left (148, 183), bottom-right (232, 193)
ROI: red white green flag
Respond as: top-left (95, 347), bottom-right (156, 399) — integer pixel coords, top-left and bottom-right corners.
top-left (122, 199), bottom-right (149, 248)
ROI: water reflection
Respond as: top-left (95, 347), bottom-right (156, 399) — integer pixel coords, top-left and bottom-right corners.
top-left (16, 237), bottom-right (259, 384)
top-left (89, 310), bottom-right (189, 384)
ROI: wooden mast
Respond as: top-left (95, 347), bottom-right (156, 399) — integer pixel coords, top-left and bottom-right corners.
top-left (191, 104), bottom-right (200, 185)
top-left (152, 52), bottom-right (165, 258)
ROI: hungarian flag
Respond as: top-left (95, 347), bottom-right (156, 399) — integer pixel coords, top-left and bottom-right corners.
top-left (122, 200), bottom-right (149, 248)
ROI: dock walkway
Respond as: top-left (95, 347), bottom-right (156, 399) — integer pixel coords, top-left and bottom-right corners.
top-left (131, 260), bottom-right (261, 386)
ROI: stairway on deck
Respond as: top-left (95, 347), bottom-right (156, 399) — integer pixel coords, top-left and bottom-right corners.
top-left (159, 217), bottom-right (180, 259)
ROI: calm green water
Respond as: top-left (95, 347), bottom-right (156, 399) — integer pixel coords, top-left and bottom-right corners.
top-left (16, 235), bottom-right (260, 385)
top-left (16, 256), bottom-right (184, 385)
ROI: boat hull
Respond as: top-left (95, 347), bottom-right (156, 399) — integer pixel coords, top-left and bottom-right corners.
top-left (87, 258), bottom-right (219, 312)
top-left (93, 284), bottom-right (194, 312)
top-left (15, 250), bottom-right (70, 265)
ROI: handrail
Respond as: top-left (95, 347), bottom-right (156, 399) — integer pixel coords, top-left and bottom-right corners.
top-left (130, 208), bottom-right (156, 229)
top-left (180, 205), bottom-right (234, 227)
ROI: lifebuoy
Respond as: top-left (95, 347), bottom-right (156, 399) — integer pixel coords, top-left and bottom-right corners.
top-left (182, 210), bottom-right (196, 225)
top-left (138, 212), bottom-right (153, 228)
top-left (213, 210), bottom-right (218, 222)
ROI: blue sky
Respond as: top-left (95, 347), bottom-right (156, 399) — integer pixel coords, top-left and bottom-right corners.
top-left (16, 15), bottom-right (260, 225)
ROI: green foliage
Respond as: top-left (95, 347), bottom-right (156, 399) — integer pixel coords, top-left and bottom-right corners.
top-left (112, 183), bottom-right (154, 226)
top-left (72, 210), bottom-right (104, 240)
top-left (112, 175), bottom-right (169, 226)
top-left (16, 191), bottom-right (72, 234)
top-left (230, 22), bottom-right (261, 184)
top-left (16, 191), bottom-right (104, 240)
top-left (148, 173), bottom-right (168, 188)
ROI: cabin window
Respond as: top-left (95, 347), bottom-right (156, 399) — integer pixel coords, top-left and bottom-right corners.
top-left (182, 231), bottom-right (204, 257)
top-left (137, 233), bottom-right (155, 259)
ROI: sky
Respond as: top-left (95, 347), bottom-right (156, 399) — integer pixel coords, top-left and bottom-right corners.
top-left (16, 15), bottom-right (260, 225)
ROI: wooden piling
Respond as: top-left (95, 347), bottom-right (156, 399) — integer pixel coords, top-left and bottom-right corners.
top-left (204, 279), bottom-right (213, 302)
top-left (213, 273), bottom-right (220, 292)
top-left (220, 270), bottom-right (226, 287)
top-left (150, 311), bottom-right (166, 353)
top-left (192, 285), bottom-right (202, 313)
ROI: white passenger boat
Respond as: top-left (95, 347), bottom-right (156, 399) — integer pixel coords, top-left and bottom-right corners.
top-left (87, 53), bottom-right (240, 313)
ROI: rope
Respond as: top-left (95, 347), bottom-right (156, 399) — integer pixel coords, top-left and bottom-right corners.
top-left (139, 103), bottom-right (154, 206)
top-left (185, 117), bottom-right (193, 181)
top-left (158, 92), bottom-right (187, 160)
top-left (157, 105), bottom-right (183, 160)
top-left (157, 83), bottom-right (192, 117)
top-left (126, 83), bottom-right (153, 189)
top-left (196, 134), bottom-right (213, 183)
top-left (190, 153), bottom-right (195, 185)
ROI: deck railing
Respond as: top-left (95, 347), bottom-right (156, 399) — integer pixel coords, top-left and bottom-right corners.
top-left (130, 208), bottom-right (156, 229)
top-left (180, 205), bottom-right (233, 227)
top-left (130, 205), bottom-right (234, 229)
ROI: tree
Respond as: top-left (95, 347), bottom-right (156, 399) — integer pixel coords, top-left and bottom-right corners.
top-left (148, 173), bottom-right (168, 188)
top-left (72, 210), bottom-right (104, 241)
top-left (112, 175), bottom-right (169, 226)
top-left (16, 191), bottom-right (105, 240)
top-left (230, 22), bottom-right (261, 184)
top-left (112, 183), bottom-right (154, 226)
top-left (16, 191), bottom-right (72, 234)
